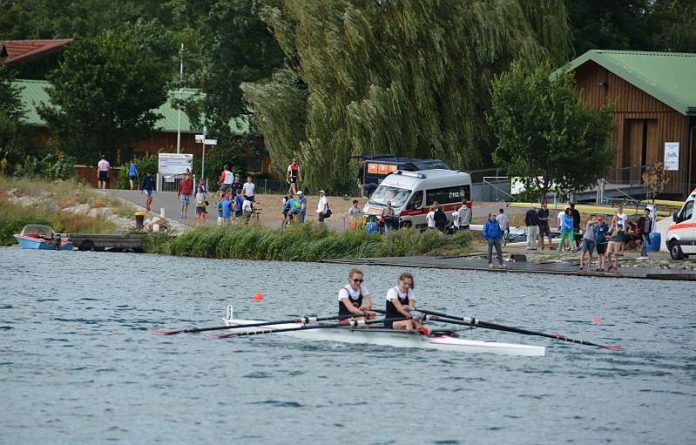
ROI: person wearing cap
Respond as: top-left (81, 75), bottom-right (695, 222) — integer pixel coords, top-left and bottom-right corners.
top-left (316, 190), bottom-right (329, 222)
top-left (297, 191), bottom-right (307, 223)
top-left (637, 207), bottom-right (654, 257)
top-left (558, 207), bottom-right (574, 252)
top-left (525, 203), bottom-right (540, 250)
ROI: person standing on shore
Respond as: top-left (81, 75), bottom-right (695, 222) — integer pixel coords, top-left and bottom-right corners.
top-left (496, 208), bottom-right (509, 247)
top-left (457, 201), bottom-right (471, 230)
top-left (525, 203), bottom-right (539, 250)
top-left (570, 203), bottom-right (581, 250)
top-left (195, 184), bottom-right (208, 223)
top-left (233, 188), bottom-right (244, 222)
top-left (433, 203), bottom-right (447, 231)
top-left (482, 212), bottom-right (504, 268)
top-left (338, 267), bottom-right (374, 319)
top-left (141, 171), bottom-right (156, 212)
top-left (637, 208), bottom-right (653, 258)
top-left (128, 160), bottom-right (138, 190)
top-left (594, 215), bottom-right (610, 271)
top-left (558, 207), bottom-right (574, 252)
top-left (317, 190), bottom-right (329, 223)
top-left (537, 201), bottom-right (550, 249)
top-left (579, 214), bottom-right (597, 270)
top-left (297, 191), bottom-right (307, 223)
top-left (178, 172), bottom-right (193, 219)
top-left (243, 176), bottom-right (255, 203)
top-left (615, 206), bottom-right (628, 255)
top-left (217, 163), bottom-right (234, 195)
top-left (97, 155), bottom-right (110, 189)
top-left (346, 200), bottom-right (362, 229)
top-left (287, 158), bottom-right (301, 195)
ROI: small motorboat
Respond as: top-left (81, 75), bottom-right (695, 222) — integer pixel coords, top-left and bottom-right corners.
top-left (14, 224), bottom-right (74, 250)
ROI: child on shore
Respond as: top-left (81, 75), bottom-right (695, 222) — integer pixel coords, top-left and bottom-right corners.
top-left (220, 193), bottom-right (232, 225)
top-left (195, 185), bottom-right (208, 222)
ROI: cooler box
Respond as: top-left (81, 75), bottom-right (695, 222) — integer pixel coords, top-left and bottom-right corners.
top-left (648, 232), bottom-right (661, 252)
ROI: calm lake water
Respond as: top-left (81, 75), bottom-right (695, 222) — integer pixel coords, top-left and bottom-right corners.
top-left (1, 248), bottom-right (695, 444)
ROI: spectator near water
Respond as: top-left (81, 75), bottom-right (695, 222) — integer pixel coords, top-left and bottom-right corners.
top-left (558, 207), bottom-right (574, 252)
top-left (178, 172), bottom-right (193, 219)
top-left (141, 171), bottom-right (156, 212)
top-left (287, 158), bottom-right (301, 195)
top-left (346, 200), bottom-right (362, 229)
top-left (220, 193), bottom-right (232, 225)
top-left (233, 188), bottom-right (244, 221)
top-left (218, 163), bottom-right (234, 194)
top-left (316, 190), bottom-right (329, 223)
top-left (496, 208), bottom-right (509, 247)
top-left (593, 216), bottom-right (610, 271)
top-left (606, 217), bottom-right (625, 272)
top-left (637, 208), bottom-right (653, 258)
top-left (482, 212), bottom-right (504, 268)
top-left (525, 203), bottom-right (539, 250)
top-left (570, 203), bottom-right (581, 249)
top-left (537, 201), bottom-right (550, 250)
top-left (97, 155), bottom-right (110, 189)
top-left (579, 214), bottom-right (598, 270)
top-left (433, 203), bottom-right (447, 232)
top-left (297, 191), bottom-right (307, 223)
top-left (194, 184), bottom-right (208, 222)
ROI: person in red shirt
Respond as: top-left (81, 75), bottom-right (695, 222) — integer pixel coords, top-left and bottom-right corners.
top-left (178, 171), bottom-right (193, 219)
top-left (287, 158), bottom-right (301, 195)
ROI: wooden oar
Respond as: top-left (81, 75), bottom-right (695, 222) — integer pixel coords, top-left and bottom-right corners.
top-left (152, 313), bottom-right (362, 336)
top-left (208, 316), bottom-right (411, 339)
top-left (414, 308), bottom-right (623, 351)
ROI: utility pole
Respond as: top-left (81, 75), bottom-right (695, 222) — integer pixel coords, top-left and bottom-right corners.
top-left (176, 43), bottom-right (184, 154)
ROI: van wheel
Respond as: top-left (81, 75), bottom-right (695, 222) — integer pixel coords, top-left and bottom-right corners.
top-left (669, 240), bottom-right (685, 260)
top-left (80, 240), bottom-right (95, 251)
top-left (400, 221), bottom-right (412, 229)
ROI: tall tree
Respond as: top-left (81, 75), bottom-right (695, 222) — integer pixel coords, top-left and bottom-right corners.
top-left (38, 21), bottom-right (174, 163)
top-left (487, 61), bottom-right (613, 198)
top-left (0, 67), bottom-right (27, 172)
top-left (199, 0), bottom-right (285, 148)
top-left (243, 0), bottom-right (571, 193)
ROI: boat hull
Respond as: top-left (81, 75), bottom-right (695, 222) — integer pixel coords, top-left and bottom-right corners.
top-left (224, 318), bottom-right (545, 357)
top-left (14, 235), bottom-right (73, 250)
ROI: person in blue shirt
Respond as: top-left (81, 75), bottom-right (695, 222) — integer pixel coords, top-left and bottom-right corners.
top-left (482, 212), bottom-right (504, 268)
top-left (233, 188), bottom-right (244, 221)
top-left (558, 207), bottom-right (575, 252)
top-left (220, 193), bottom-right (232, 224)
top-left (141, 171), bottom-right (156, 211)
top-left (128, 161), bottom-right (138, 190)
top-left (283, 194), bottom-right (302, 224)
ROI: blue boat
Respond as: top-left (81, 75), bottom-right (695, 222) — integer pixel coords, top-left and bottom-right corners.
top-left (13, 224), bottom-right (74, 251)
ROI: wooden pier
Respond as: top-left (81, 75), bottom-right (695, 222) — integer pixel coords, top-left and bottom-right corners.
top-left (69, 233), bottom-right (144, 252)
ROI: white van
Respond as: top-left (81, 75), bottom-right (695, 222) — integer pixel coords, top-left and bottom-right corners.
top-left (666, 188), bottom-right (696, 259)
top-left (363, 169), bottom-right (472, 229)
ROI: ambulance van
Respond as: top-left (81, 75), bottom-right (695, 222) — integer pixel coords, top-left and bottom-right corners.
top-left (363, 169), bottom-right (472, 229)
top-left (666, 188), bottom-right (696, 259)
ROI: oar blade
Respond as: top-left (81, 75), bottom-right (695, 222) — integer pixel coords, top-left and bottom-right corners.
top-left (604, 344), bottom-right (624, 351)
top-left (152, 329), bottom-right (184, 336)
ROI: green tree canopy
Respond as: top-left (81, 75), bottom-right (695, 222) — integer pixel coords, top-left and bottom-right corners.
top-left (243, 0), bottom-right (571, 193)
top-left (0, 67), bottom-right (27, 171)
top-left (487, 61), bottom-right (613, 198)
top-left (38, 21), bottom-right (174, 163)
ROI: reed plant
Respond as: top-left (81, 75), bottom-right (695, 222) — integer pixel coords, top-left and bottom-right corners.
top-left (163, 223), bottom-right (472, 261)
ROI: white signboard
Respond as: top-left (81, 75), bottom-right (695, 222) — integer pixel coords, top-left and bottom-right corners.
top-left (195, 134), bottom-right (205, 142)
top-left (204, 139), bottom-right (218, 146)
top-left (158, 153), bottom-right (193, 175)
top-left (664, 142), bottom-right (679, 171)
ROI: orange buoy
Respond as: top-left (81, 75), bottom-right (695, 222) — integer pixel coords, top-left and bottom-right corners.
top-left (252, 292), bottom-right (264, 301)
top-left (591, 317), bottom-right (601, 325)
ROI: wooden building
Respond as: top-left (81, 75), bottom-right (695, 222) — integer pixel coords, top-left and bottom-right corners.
top-left (566, 50), bottom-right (696, 198)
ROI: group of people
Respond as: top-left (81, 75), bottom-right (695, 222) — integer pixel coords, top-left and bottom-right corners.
top-left (212, 165), bottom-right (257, 224)
top-left (424, 201), bottom-right (472, 232)
top-left (338, 268), bottom-right (423, 331)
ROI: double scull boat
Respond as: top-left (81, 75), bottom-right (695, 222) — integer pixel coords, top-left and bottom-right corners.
top-left (223, 306), bottom-right (545, 357)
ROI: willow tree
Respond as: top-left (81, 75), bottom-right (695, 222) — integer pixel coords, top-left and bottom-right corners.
top-left (242, 0), bottom-right (571, 193)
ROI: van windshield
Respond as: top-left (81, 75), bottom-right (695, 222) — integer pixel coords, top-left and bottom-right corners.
top-left (368, 186), bottom-right (412, 208)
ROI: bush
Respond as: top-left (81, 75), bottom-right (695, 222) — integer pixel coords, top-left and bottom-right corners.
top-left (162, 224), bottom-right (472, 260)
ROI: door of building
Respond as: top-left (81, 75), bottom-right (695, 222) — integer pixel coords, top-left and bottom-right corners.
top-left (622, 119), bottom-right (657, 182)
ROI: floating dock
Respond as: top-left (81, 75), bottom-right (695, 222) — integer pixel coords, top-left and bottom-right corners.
top-left (69, 233), bottom-right (144, 252)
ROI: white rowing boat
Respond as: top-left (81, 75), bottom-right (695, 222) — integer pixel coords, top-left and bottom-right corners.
top-left (223, 307), bottom-right (545, 357)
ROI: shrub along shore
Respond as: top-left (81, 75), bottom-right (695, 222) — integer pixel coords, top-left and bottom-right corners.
top-left (147, 224), bottom-right (472, 261)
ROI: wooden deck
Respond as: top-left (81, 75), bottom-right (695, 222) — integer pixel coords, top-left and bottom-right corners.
top-left (68, 233), bottom-right (144, 252)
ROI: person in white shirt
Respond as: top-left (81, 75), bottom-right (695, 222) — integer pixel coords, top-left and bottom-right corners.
top-left (426, 207), bottom-right (436, 229)
top-left (217, 164), bottom-right (234, 194)
top-left (316, 190), bottom-right (329, 222)
top-left (496, 208), bottom-right (509, 246)
top-left (615, 205), bottom-right (628, 254)
top-left (243, 176), bottom-right (255, 202)
top-left (458, 201), bottom-right (471, 229)
top-left (337, 268), bottom-right (374, 319)
top-left (97, 155), bottom-right (110, 189)
top-left (384, 272), bottom-right (421, 330)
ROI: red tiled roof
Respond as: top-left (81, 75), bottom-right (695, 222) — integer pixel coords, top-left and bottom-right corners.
top-left (0, 39), bottom-right (72, 65)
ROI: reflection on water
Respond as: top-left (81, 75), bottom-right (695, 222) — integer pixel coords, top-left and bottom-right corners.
top-left (0, 248), bottom-right (695, 444)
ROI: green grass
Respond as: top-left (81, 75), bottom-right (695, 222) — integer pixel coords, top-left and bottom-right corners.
top-left (150, 223), bottom-right (473, 260)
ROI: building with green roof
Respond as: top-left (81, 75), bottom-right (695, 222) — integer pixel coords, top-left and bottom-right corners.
top-left (565, 50), bottom-right (696, 198)
top-left (13, 79), bottom-right (249, 157)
